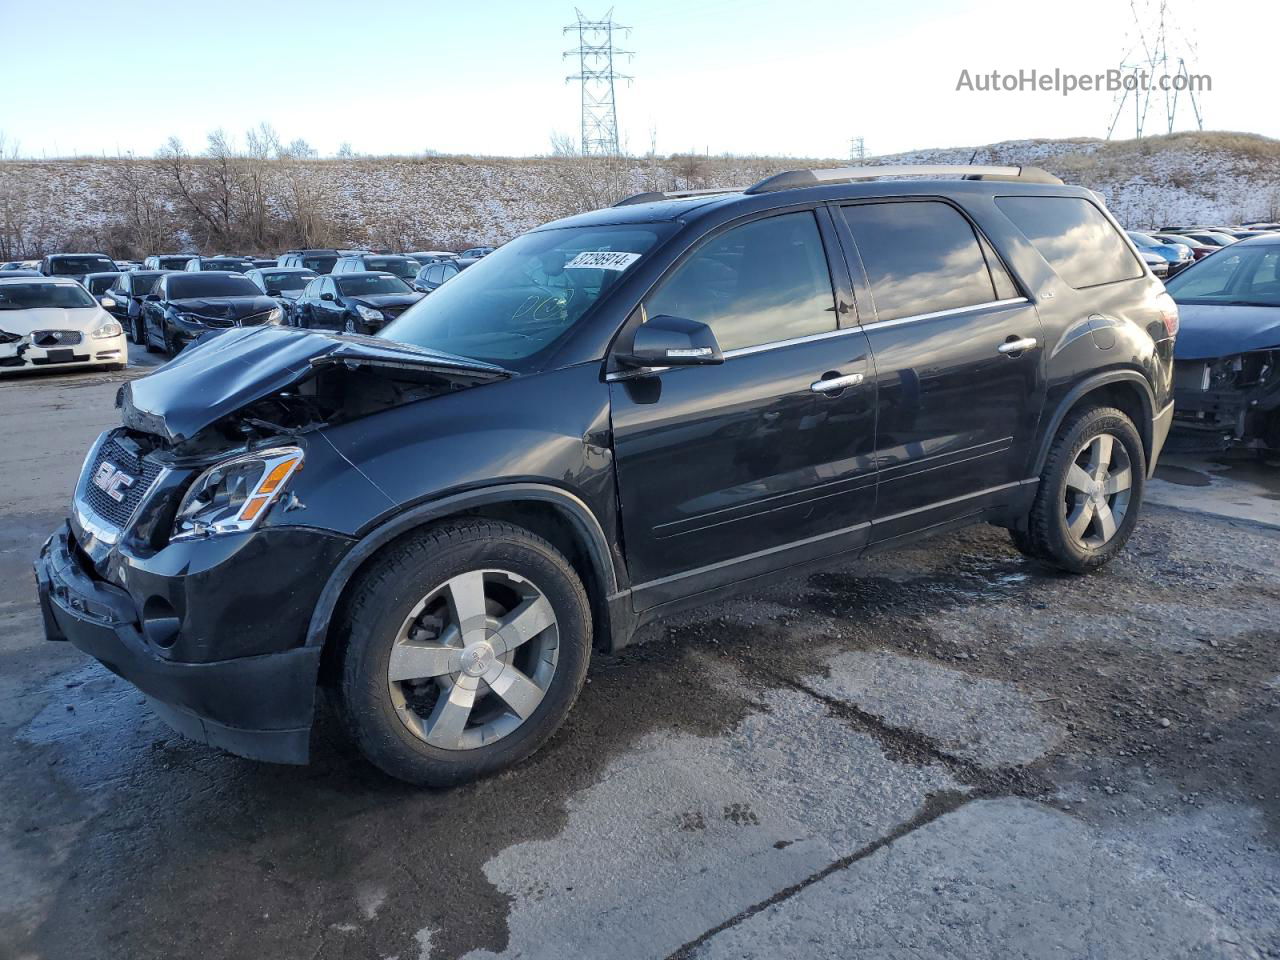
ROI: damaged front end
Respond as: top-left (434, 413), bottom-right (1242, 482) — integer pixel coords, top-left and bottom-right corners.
top-left (1173, 350), bottom-right (1280, 449)
top-left (36, 326), bottom-right (513, 763)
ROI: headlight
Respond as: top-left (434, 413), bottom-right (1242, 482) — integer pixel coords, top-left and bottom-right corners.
top-left (172, 447), bottom-right (304, 541)
top-left (176, 313), bottom-right (206, 326)
top-left (92, 320), bottom-right (123, 339)
top-left (266, 306), bottom-right (283, 324)
top-left (356, 305), bottom-right (383, 322)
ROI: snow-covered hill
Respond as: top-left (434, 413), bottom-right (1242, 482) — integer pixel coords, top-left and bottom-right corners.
top-left (2, 131), bottom-right (1278, 257)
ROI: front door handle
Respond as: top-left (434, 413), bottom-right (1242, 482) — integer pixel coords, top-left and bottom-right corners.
top-left (811, 372), bottom-right (864, 393)
top-left (997, 337), bottom-right (1038, 355)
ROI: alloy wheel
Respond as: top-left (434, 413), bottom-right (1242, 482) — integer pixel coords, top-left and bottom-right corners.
top-left (387, 569), bottom-right (559, 750)
top-left (1062, 432), bottom-right (1132, 549)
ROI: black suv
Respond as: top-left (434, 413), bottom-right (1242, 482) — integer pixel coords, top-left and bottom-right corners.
top-left (35, 164), bottom-right (1176, 786)
top-left (143, 254), bottom-right (195, 271)
top-left (293, 272), bottom-right (424, 333)
top-left (184, 256), bottom-right (254, 274)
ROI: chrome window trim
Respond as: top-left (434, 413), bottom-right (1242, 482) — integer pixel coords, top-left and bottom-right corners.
top-left (862, 297), bottom-right (1029, 331)
top-left (721, 324), bottom-right (865, 358)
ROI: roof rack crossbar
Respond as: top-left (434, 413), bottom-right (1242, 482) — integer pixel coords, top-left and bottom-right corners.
top-left (744, 164), bottom-right (1063, 194)
top-left (613, 187), bottom-right (744, 207)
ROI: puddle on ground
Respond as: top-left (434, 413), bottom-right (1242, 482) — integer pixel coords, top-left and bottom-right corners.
top-left (1154, 464), bottom-right (1212, 487)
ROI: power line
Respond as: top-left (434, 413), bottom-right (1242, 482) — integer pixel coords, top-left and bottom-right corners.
top-left (564, 8), bottom-right (633, 156)
top-left (1107, 0), bottom-right (1205, 140)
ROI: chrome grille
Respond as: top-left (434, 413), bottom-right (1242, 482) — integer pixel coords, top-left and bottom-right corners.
top-left (32, 329), bottom-right (83, 347)
top-left (78, 433), bottom-right (165, 532)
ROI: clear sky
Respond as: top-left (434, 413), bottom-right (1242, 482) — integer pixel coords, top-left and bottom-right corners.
top-left (1, 0), bottom-right (1275, 159)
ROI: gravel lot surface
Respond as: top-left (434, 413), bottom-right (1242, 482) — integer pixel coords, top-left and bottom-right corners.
top-left (2, 346), bottom-right (1277, 960)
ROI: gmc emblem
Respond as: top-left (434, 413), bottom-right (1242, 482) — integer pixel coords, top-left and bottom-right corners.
top-left (91, 462), bottom-right (136, 503)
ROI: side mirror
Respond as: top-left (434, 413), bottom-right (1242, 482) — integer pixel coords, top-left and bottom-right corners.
top-left (99, 296), bottom-right (117, 308)
top-left (320, 292), bottom-right (335, 301)
top-left (618, 314), bottom-right (724, 368)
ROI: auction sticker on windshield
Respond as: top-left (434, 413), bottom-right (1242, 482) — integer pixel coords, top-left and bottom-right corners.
top-left (564, 251), bottom-right (641, 271)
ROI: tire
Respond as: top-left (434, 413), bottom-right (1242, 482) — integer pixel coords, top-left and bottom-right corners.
top-left (142, 316), bottom-right (162, 353)
top-left (336, 519), bottom-right (592, 786)
top-left (1013, 405), bottom-right (1146, 573)
top-left (131, 315), bottom-right (144, 346)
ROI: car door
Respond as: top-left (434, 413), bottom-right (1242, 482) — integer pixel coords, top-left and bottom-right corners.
top-left (315, 277), bottom-right (344, 329)
top-left (609, 208), bottom-right (878, 608)
top-left (835, 198), bottom-right (1046, 542)
top-left (103, 275), bottom-right (129, 320)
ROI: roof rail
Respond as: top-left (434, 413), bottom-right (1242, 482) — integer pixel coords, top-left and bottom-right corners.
top-left (744, 164), bottom-right (1063, 194)
top-left (613, 187), bottom-right (743, 207)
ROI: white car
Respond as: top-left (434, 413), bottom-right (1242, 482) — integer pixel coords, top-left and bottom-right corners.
top-left (0, 277), bottom-right (128, 374)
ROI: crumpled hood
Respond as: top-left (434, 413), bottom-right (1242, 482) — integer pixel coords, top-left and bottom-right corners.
top-left (0, 306), bottom-right (107, 336)
top-left (1173, 302), bottom-right (1280, 360)
top-left (118, 325), bottom-right (511, 443)
top-left (169, 295), bottom-right (279, 321)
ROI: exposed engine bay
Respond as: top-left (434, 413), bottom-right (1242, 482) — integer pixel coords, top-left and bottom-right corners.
top-left (1173, 350), bottom-right (1280, 449)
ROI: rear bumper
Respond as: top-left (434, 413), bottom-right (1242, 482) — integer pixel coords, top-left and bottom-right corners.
top-left (34, 522), bottom-right (319, 763)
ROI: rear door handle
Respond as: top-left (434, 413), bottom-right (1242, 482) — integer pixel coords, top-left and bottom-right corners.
top-left (997, 337), bottom-right (1038, 355)
top-left (810, 372), bottom-right (864, 393)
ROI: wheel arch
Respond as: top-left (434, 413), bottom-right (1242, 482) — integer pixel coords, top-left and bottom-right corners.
top-left (1030, 369), bottom-right (1156, 478)
top-left (306, 483), bottom-right (628, 666)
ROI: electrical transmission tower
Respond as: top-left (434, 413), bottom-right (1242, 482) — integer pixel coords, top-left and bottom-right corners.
top-left (1107, 0), bottom-right (1205, 140)
top-left (564, 9), bottom-right (633, 156)
top-left (849, 137), bottom-right (865, 163)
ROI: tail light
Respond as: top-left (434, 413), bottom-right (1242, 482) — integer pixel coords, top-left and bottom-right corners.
top-left (1155, 292), bottom-right (1179, 338)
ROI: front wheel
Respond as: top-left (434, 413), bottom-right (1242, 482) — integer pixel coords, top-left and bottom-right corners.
top-left (336, 520), bottom-right (592, 786)
top-left (1012, 405), bottom-right (1146, 573)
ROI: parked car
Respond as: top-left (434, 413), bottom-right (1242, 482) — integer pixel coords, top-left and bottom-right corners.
top-left (35, 163), bottom-right (1177, 785)
top-left (1127, 232), bottom-right (1193, 274)
top-left (1165, 234), bottom-right (1280, 449)
top-left (404, 251), bottom-right (459, 266)
top-left (101, 270), bottom-right (171, 343)
top-left (249, 258), bottom-right (278, 269)
top-left (1178, 231), bottom-right (1238, 249)
top-left (245, 267), bottom-right (318, 325)
top-left (1138, 249), bottom-right (1170, 278)
top-left (459, 245), bottom-right (496, 258)
top-left (278, 249), bottom-right (340, 274)
top-left (184, 256), bottom-right (254, 274)
top-left (140, 271), bottom-right (284, 355)
top-left (81, 272), bottom-right (122, 298)
top-left (0, 277), bottom-right (127, 373)
top-left (1151, 234), bottom-right (1216, 260)
top-left (331, 254), bottom-right (420, 283)
top-left (293, 271), bottom-right (424, 333)
top-left (0, 261), bottom-right (27, 271)
top-left (114, 260), bottom-right (142, 272)
top-left (39, 253), bottom-right (118, 283)
top-left (144, 255), bottom-right (196, 271)
top-left (410, 257), bottom-right (476, 293)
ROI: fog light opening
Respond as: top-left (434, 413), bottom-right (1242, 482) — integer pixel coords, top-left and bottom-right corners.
top-left (141, 596), bottom-right (180, 649)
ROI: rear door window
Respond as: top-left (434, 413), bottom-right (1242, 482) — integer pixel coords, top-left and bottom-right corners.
top-left (841, 201), bottom-right (1001, 323)
top-left (644, 211), bottom-right (836, 352)
top-left (995, 195), bottom-right (1143, 289)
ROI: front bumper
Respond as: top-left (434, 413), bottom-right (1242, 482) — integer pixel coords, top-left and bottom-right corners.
top-left (0, 332), bottom-right (127, 373)
top-left (35, 522), bottom-right (323, 763)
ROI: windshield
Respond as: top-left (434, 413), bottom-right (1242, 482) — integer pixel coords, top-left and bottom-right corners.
top-left (157, 257), bottom-right (192, 269)
top-left (49, 256), bottom-right (115, 275)
top-left (203, 259), bottom-right (251, 273)
top-left (338, 274), bottom-right (412, 297)
top-left (85, 275), bottom-right (118, 294)
top-left (383, 224), bottom-right (668, 371)
top-left (1165, 245), bottom-right (1280, 307)
top-left (361, 257), bottom-right (418, 280)
top-left (0, 283), bottom-right (97, 310)
top-left (1128, 233), bottom-right (1159, 248)
top-left (301, 255), bottom-right (337, 273)
top-left (262, 271), bottom-right (316, 294)
top-left (167, 274), bottom-right (261, 299)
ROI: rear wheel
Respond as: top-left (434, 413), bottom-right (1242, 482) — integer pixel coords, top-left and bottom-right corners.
top-left (336, 520), bottom-right (591, 786)
top-left (1013, 406), bottom-right (1146, 573)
